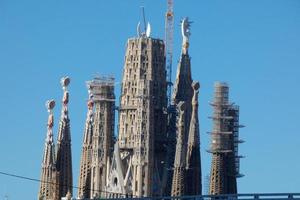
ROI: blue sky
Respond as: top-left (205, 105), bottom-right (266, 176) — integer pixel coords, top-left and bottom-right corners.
top-left (0, 0), bottom-right (299, 199)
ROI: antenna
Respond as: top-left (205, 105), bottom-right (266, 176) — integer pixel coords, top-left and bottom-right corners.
top-left (165, 0), bottom-right (174, 106)
top-left (141, 6), bottom-right (147, 33)
top-left (137, 6), bottom-right (151, 37)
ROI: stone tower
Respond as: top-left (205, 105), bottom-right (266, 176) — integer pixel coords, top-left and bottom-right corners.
top-left (56, 77), bottom-right (73, 198)
top-left (172, 17), bottom-right (193, 135)
top-left (171, 102), bottom-right (186, 197)
top-left (38, 100), bottom-right (57, 200)
top-left (185, 81), bottom-right (202, 195)
top-left (77, 95), bottom-right (94, 199)
top-left (164, 19), bottom-right (194, 196)
top-left (118, 26), bottom-right (167, 197)
top-left (209, 82), bottom-right (243, 195)
top-left (163, 103), bottom-right (177, 196)
top-left (89, 76), bottom-right (115, 198)
top-left (171, 17), bottom-right (202, 197)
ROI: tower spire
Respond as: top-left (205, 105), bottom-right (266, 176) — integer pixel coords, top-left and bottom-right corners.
top-left (77, 89), bottom-right (94, 199)
top-left (208, 82), bottom-right (244, 195)
top-left (181, 17), bottom-right (191, 55)
top-left (172, 17), bottom-right (193, 107)
top-left (171, 19), bottom-right (194, 186)
top-left (185, 81), bottom-right (202, 195)
top-left (56, 76), bottom-right (73, 199)
top-left (89, 76), bottom-right (115, 198)
top-left (38, 100), bottom-right (57, 200)
top-left (171, 101), bottom-right (187, 197)
top-left (118, 32), bottom-right (167, 197)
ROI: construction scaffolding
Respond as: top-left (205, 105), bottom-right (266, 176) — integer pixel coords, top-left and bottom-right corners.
top-left (208, 82), bottom-right (244, 195)
top-left (87, 76), bottom-right (116, 198)
top-left (86, 76), bottom-right (115, 102)
top-left (208, 82), bottom-right (232, 154)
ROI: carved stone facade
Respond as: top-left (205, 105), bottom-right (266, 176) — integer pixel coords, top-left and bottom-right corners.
top-left (38, 18), bottom-right (204, 200)
top-left (170, 18), bottom-right (202, 197)
top-left (185, 82), bottom-right (202, 195)
top-left (89, 77), bottom-right (115, 198)
top-left (105, 143), bottom-right (133, 198)
top-left (171, 102), bottom-right (186, 197)
top-left (56, 77), bottom-right (73, 198)
top-left (38, 77), bottom-right (73, 200)
top-left (118, 36), bottom-right (168, 197)
top-left (77, 98), bottom-right (94, 199)
top-left (38, 100), bottom-right (57, 200)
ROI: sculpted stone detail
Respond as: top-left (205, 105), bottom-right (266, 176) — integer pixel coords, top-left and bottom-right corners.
top-left (39, 18), bottom-right (205, 199)
top-left (56, 76), bottom-right (73, 199)
top-left (77, 97), bottom-right (94, 199)
top-left (88, 77), bottom-right (115, 199)
top-left (38, 100), bottom-right (57, 200)
top-left (117, 37), bottom-right (167, 197)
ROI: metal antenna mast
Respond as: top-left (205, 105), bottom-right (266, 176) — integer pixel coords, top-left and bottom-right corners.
top-left (165, 0), bottom-right (174, 106)
top-left (141, 6), bottom-right (147, 33)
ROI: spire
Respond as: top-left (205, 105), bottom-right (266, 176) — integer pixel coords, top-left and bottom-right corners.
top-left (162, 104), bottom-right (177, 196)
top-left (56, 76), bottom-right (73, 199)
top-left (186, 82), bottom-right (200, 167)
top-left (181, 17), bottom-right (191, 55)
top-left (77, 89), bottom-right (94, 199)
top-left (118, 34), bottom-right (167, 197)
top-left (208, 82), bottom-right (244, 195)
top-left (185, 81), bottom-right (202, 195)
top-left (44, 100), bottom-right (56, 165)
top-left (172, 17), bottom-right (193, 107)
top-left (169, 16), bottom-right (195, 197)
top-left (171, 49), bottom-right (193, 106)
top-left (38, 100), bottom-right (57, 200)
top-left (172, 18), bottom-right (193, 106)
top-left (171, 101), bottom-right (186, 197)
top-left (89, 76), bottom-right (115, 198)
top-left (171, 19), bottom-right (194, 186)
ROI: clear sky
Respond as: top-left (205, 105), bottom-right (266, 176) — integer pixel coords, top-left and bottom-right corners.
top-left (0, 0), bottom-right (299, 199)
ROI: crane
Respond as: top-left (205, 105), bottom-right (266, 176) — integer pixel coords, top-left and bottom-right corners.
top-left (165, 0), bottom-right (174, 106)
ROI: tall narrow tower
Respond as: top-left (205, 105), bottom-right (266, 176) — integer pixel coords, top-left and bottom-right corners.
top-left (163, 103), bottom-right (177, 196)
top-left (89, 76), bottom-right (115, 198)
top-left (171, 101), bottom-right (186, 197)
top-left (38, 100), bottom-right (57, 200)
top-left (77, 93), bottom-right (94, 199)
top-left (172, 17), bottom-right (193, 147)
top-left (118, 23), bottom-right (167, 197)
top-left (165, 17), bottom-right (194, 197)
top-left (185, 81), bottom-right (202, 195)
top-left (209, 82), bottom-right (243, 195)
top-left (56, 77), bottom-right (73, 198)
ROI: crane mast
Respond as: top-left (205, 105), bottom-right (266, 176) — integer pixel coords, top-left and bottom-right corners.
top-left (165, 0), bottom-right (174, 106)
